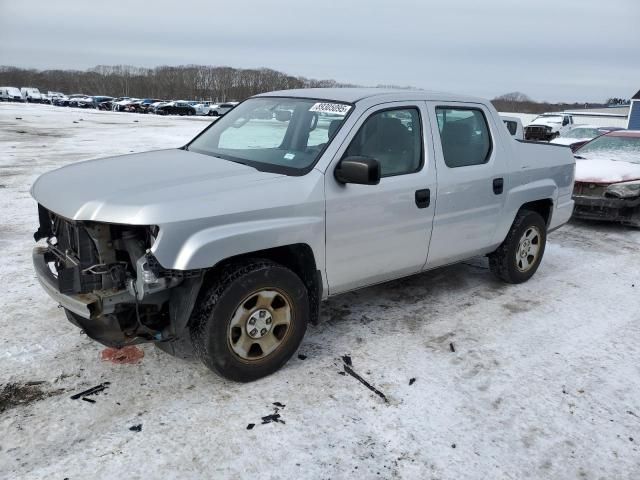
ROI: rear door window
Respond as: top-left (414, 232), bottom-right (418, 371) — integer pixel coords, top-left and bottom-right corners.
top-left (435, 107), bottom-right (492, 168)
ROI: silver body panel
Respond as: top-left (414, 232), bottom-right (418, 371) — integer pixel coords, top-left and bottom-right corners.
top-left (32, 88), bottom-right (575, 303)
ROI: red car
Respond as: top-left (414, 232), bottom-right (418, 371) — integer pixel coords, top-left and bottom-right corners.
top-left (572, 130), bottom-right (640, 226)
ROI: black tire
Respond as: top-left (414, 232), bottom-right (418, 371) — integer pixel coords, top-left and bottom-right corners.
top-left (488, 209), bottom-right (547, 284)
top-left (189, 259), bottom-right (309, 382)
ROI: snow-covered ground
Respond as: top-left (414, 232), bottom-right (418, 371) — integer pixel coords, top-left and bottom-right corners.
top-left (1, 103), bottom-right (639, 480)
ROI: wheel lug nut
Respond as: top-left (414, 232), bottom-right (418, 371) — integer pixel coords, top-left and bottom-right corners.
top-left (248, 318), bottom-right (256, 325)
top-left (250, 328), bottom-right (258, 336)
top-left (260, 328), bottom-right (267, 335)
top-left (259, 311), bottom-right (266, 318)
top-left (266, 317), bottom-right (272, 325)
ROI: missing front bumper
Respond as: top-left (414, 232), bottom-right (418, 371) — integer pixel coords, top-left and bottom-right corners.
top-left (33, 246), bottom-right (135, 319)
top-left (572, 195), bottom-right (640, 226)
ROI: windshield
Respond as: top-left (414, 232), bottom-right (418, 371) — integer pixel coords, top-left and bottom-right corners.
top-left (561, 127), bottom-right (600, 139)
top-left (188, 97), bottom-right (352, 174)
top-left (577, 135), bottom-right (640, 164)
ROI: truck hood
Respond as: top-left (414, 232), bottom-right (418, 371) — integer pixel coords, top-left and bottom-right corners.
top-left (527, 119), bottom-right (561, 129)
top-left (30, 149), bottom-right (313, 224)
top-left (574, 158), bottom-right (640, 184)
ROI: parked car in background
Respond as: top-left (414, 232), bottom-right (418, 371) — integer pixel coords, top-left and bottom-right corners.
top-left (96, 99), bottom-right (113, 110)
top-left (550, 125), bottom-right (604, 151)
top-left (76, 96), bottom-right (113, 108)
top-left (66, 94), bottom-right (91, 108)
top-left (501, 116), bottom-right (524, 140)
top-left (0, 86), bottom-right (25, 102)
top-left (192, 102), bottom-right (213, 116)
top-left (137, 99), bottom-right (164, 113)
top-left (30, 88), bottom-right (574, 381)
top-left (53, 95), bottom-right (69, 106)
top-left (111, 97), bottom-right (135, 111)
top-left (147, 101), bottom-right (170, 113)
top-left (155, 101), bottom-right (196, 116)
top-left (48, 91), bottom-right (65, 101)
top-left (572, 130), bottom-right (640, 226)
top-left (69, 95), bottom-right (92, 108)
top-left (525, 113), bottom-right (574, 141)
top-left (597, 126), bottom-right (625, 134)
top-left (21, 87), bottom-right (43, 103)
top-left (208, 102), bottom-right (239, 116)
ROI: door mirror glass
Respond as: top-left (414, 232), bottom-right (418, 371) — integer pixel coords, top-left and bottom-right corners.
top-left (275, 110), bottom-right (292, 122)
top-left (335, 156), bottom-right (380, 185)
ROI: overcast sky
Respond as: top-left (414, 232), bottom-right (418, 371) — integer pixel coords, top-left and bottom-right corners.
top-left (1, 0), bottom-right (638, 102)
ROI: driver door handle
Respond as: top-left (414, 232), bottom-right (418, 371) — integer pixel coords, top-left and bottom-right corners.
top-left (415, 189), bottom-right (430, 209)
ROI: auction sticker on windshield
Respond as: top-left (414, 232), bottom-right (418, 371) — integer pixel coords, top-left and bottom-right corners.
top-left (309, 102), bottom-right (351, 115)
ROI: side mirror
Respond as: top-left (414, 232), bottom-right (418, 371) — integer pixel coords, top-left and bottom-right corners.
top-left (335, 156), bottom-right (381, 185)
top-left (275, 110), bottom-right (292, 122)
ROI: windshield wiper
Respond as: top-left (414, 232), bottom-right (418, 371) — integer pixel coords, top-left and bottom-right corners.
top-left (574, 155), bottom-right (585, 159)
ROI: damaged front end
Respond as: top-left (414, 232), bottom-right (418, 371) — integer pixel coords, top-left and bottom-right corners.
top-left (32, 205), bottom-right (204, 348)
top-left (572, 182), bottom-right (640, 227)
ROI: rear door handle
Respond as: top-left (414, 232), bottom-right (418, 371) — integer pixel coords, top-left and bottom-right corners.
top-left (415, 189), bottom-right (430, 208)
top-left (493, 178), bottom-right (504, 195)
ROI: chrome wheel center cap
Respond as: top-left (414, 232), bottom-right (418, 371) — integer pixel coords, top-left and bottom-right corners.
top-left (246, 309), bottom-right (273, 339)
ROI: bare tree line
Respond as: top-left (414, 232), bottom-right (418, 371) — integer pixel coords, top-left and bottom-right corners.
top-left (0, 64), bottom-right (358, 101)
top-left (491, 91), bottom-right (613, 114)
top-left (1, 66), bottom-right (621, 112)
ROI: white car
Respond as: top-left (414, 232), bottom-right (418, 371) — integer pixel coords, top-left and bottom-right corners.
top-left (525, 113), bottom-right (574, 141)
top-left (208, 102), bottom-right (239, 117)
top-left (501, 116), bottom-right (524, 140)
top-left (0, 86), bottom-right (24, 102)
top-left (45, 91), bottom-right (65, 105)
top-left (21, 87), bottom-right (43, 103)
top-left (550, 125), bottom-right (603, 150)
top-left (191, 101), bottom-right (213, 116)
top-left (112, 98), bottom-right (138, 112)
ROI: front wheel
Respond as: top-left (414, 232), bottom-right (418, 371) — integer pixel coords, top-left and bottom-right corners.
top-left (488, 210), bottom-right (547, 284)
top-left (189, 259), bottom-right (309, 382)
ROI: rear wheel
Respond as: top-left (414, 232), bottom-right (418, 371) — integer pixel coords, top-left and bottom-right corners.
top-left (189, 259), bottom-right (309, 382)
top-left (488, 210), bottom-right (547, 284)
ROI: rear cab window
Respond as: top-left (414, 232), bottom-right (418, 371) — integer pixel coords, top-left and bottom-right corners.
top-left (503, 120), bottom-right (518, 136)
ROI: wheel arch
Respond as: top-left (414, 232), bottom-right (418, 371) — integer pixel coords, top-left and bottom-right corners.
top-left (493, 178), bottom-right (558, 246)
top-left (519, 198), bottom-right (553, 226)
top-left (202, 243), bottom-right (322, 324)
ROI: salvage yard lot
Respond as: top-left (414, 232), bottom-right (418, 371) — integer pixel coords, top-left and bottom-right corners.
top-left (1, 104), bottom-right (639, 480)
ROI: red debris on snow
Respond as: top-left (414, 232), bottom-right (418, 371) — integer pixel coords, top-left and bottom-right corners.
top-left (100, 346), bottom-right (144, 364)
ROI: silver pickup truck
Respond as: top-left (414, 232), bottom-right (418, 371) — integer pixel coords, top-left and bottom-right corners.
top-left (31, 88), bottom-right (575, 381)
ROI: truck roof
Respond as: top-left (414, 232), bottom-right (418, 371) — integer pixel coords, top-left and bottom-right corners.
top-left (256, 87), bottom-right (485, 104)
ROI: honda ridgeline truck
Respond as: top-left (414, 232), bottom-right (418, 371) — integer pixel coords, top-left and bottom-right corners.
top-left (31, 88), bottom-right (575, 381)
